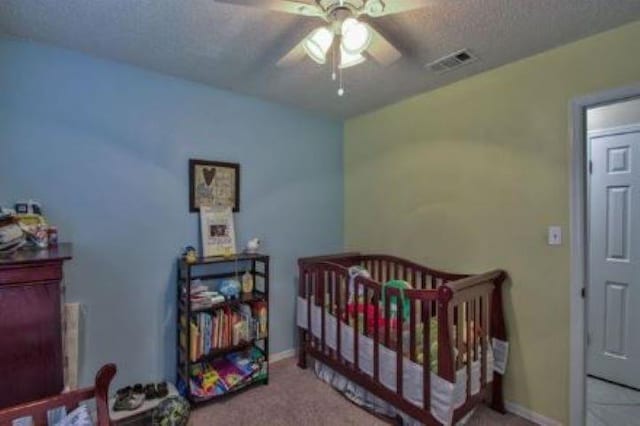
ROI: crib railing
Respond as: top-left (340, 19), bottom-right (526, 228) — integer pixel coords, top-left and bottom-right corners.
top-left (358, 254), bottom-right (469, 290)
top-left (297, 253), bottom-right (507, 425)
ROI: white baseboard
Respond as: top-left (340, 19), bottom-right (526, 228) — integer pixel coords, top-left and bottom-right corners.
top-left (269, 348), bottom-right (296, 364)
top-left (505, 401), bottom-right (562, 426)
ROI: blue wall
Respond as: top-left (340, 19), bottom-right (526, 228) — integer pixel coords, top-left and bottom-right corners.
top-left (0, 37), bottom-right (343, 388)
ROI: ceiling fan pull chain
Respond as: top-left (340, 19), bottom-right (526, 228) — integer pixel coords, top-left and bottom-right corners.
top-left (338, 67), bottom-right (345, 96)
top-left (331, 43), bottom-right (337, 81)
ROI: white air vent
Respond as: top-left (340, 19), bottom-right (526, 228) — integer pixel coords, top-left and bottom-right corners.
top-left (426, 49), bottom-right (478, 73)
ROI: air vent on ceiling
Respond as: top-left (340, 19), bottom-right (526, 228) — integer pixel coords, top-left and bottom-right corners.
top-left (426, 49), bottom-right (478, 73)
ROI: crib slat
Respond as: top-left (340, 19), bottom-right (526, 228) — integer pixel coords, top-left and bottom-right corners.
top-left (481, 295), bottom-right (489, 387)
top-left (307, 271), bottom-right (313, 348)
top-left (363, 286), bottom-right (369, 338)
top-left (455, 305), bottom-right (462, 368)
top-left (473, 298), bottom-right (478, 362)
top-left (423, 300), bottom-right (431, 409)
top-left (354, 278), bottom-right (359, 371)
top-left (298, 269), bottom-right (309, 368)
top-left (320, 271), bottom-right (326, 353)
top-left (328, 272), bottom-right (335, 359)
top-left (396, 288), bottom-right (403, 397)
top-left (465, 302), bottom-right (471, 398)
top-left (384, 287), bottom-right (391, 348)
top-left (431, 275), bottom-right (438, 314)
top-left (373, 288), bottom-right (380, 382)
top-left (336, 272), bottom-right (342, 364)
top-left (410, 299), bottom-right (416, 362)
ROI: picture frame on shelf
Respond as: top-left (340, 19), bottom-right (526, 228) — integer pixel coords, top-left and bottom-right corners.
top-left (189, 159), bottom-right (240, 212)
top-left (200, 206), bottom-right (236, 257)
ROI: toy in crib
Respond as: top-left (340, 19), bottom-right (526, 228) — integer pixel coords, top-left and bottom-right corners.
top-left (347, 265), bottom-right (370, 303)
top-left (345, 278), bottom-right (412, 334)
top-left (346, 302), bottom-right (386, 334)
top-left (380, 280), bottom-right (411, 321)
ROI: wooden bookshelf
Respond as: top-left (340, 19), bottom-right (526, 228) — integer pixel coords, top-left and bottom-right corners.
top-left (177, 254), bottom-right (269, 404)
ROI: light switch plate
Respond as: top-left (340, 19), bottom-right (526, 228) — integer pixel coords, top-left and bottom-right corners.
top-left (548, 226), bottom-right (562, 245)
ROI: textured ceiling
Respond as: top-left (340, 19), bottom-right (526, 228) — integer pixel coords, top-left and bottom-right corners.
top-left (1, 1), bottom-right (640, 118)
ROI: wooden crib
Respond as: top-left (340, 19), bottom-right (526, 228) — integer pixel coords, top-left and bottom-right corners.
top-left (297, 253), bottom-right (507, 425)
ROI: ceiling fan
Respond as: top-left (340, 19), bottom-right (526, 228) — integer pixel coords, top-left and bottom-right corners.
top-left (213, 0), bottom-right (428, 95)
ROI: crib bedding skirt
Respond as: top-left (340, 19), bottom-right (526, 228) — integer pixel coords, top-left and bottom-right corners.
top-left (297, 300), bottom-right (497, 425)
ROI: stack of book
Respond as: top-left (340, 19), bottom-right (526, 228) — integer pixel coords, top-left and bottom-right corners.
top-left (181, 302), bottom-right (267, 362)
top-left (189, 347), bottom-right (267, 398)
top-left (186, 280), bottom-right (225, 310)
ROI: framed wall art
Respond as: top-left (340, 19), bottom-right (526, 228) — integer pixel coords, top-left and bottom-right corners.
top-left (200, 206), bottom-right (236, 257)
top-left (189, 159), bottom-right (240, 212)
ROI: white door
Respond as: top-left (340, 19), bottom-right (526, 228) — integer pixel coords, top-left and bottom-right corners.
top-left (588, 125), bottom-right (640, 389)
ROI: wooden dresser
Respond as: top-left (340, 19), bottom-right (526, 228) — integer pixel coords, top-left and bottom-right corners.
top-left (0, 244), bottom-right (72, 409)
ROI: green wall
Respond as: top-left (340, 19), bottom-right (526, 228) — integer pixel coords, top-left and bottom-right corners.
top-left (344, 20), bottom-right (640, 423)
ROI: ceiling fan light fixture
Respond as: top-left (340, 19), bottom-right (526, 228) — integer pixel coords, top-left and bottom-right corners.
top-left (339, 44), bottom-right (366, 69)
top-left (304, 27), bottom-right (334, 64)
top-left (364, 0), bottom-right (385, 16)
top-left (341, 17), bottom-right (372, 55)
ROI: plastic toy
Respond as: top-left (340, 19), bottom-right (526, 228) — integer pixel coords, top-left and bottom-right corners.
top-left (245, 238), bottom-right (260, 254)
top-left (381, 280), bottom-right (412, 321)
top-left (241, 271), bottom-right (254, 294)
top-left (218, 279), bottom-right (241, 300)
top-left (347, 265), bottom-right (370, 303)
top-left (201, 370), bottom-right (220, 393)
top-left (151, 396), bottom-right (190, 426)
top-left (182, 246), bottom-right (198, 264)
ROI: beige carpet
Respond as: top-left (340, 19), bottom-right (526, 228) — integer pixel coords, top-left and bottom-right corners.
top-left (189, 358), bottom-right (533, 425)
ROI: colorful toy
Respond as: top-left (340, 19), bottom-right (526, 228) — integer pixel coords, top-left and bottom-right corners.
top-left (345, 301), bottom-right (401, 334)
top-left (182, 246), bottom-right (198, 264)
top-left (241, 271), bottom-right (254, 294)
top-left (218, 279), bottom-right (241, 300)
top-left (347, 265), bottom-right (370, 303)
top-left (201, 370), bottom-right (220, 393)
top-left (151, 396), bottom-right (190, 426)
top-left (381, 280), bottom-right (412, 321)
top-left (255, 303), bottom-right (268, 337)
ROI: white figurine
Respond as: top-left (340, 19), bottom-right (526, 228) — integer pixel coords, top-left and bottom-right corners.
top-left (245, 238), bottom-right (260, 254)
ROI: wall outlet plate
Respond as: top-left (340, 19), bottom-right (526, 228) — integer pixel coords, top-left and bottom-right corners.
top-left (548, 226), bottom-right (562, 246)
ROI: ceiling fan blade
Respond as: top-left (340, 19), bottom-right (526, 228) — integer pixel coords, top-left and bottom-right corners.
top-left (276, 40), bottom-right (308, 67)
top-left (363, 0), bottom-right (428, 17)
top-left (214, 0), bottom-right (325, 17)
top-left (365, 24), bottom-right (401, 66)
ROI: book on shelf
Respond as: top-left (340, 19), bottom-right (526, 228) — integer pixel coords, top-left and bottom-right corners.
top-left (184, 279), bottom-right (226, 310)
top-left (183, 302), bottom-right (268, 362)
top-left (188, 347), bottom-right (267, 399)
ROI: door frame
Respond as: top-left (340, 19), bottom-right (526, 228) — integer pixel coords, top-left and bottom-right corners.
top-left (570, 82), bottom-right (640, 426)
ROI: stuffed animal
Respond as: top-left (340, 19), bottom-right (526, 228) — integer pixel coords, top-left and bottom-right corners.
top-left (182, 246), bottom-right (198, 264)
top-left (381, 280), bottom-right (412, 321)
top-left (245, 238), bottom-right (260, 254)
top-left (218, 280), bottom-right (241, 300)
